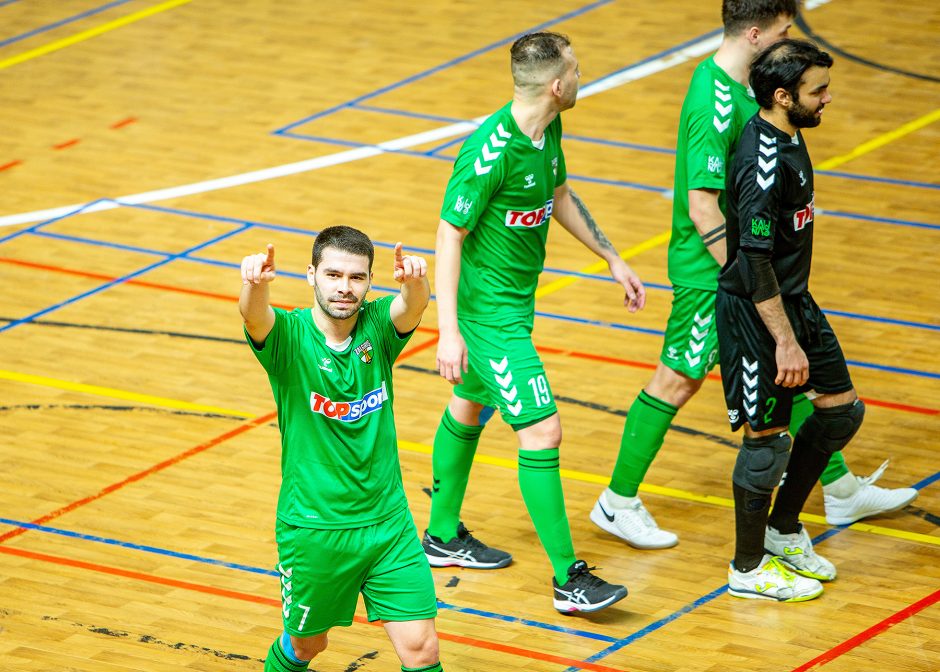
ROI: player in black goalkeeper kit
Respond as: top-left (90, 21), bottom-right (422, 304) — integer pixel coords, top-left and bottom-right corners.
top-left (716, 39), bottom-right (863, 602)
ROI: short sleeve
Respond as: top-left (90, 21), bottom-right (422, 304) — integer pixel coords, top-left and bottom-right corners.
top-left (365, 296), bottom-right (414, 364)
top-left (685, 102), bottom-right (734, 191)
top-left (734, 150), bottom-right (784, 252)
top-left (245, 307), bottom-right (297, 375)
top-left (440, 138), bottom-right (504, 232)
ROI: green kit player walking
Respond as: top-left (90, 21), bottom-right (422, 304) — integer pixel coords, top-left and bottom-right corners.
top-left (424, 31), bottom-right (644, 614)
top-left (240, 227), bottom-right (445, 672)
top-left (591, 0), bottom-right (915, 549)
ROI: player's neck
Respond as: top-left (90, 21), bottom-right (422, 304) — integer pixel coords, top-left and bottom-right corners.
top-left (759, 108), bottom-right (798, 138)
top-left (713, 38), bottom-right (753, 87)
top-left (510, 99), bottom-right (558, 143)
top-left (311, 305), bottom-right (357, 344)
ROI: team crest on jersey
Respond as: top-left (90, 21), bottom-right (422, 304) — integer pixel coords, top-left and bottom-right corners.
top-left (505, 198), bottom-right (553, 228)
top-left (793, 193), bottom-right (814, 231)
top-left (354, 340), bottom-right (374, 364)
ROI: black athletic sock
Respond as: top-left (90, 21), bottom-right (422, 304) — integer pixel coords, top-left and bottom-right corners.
top-left (732, 482), bottom-right (771, 573)
top-left (768, 427), bottom-right (832, 534)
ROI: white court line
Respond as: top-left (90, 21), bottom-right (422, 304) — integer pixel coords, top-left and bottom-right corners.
top-left (0, 0), bottom-right (830, 228)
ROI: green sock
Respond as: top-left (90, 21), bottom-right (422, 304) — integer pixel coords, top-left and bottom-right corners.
top-left (518, 448), bottom-right (577, 584)
top-left (427, 408), bottom-right (482, 541)
top-left (402, 663), bottom-right (444, 672)
top-left (789, 394), bottom-right (849, 486)
top-left (608, 391), bottom-right (678, 497)
top-left (264, 636), bottom-right (309, 672)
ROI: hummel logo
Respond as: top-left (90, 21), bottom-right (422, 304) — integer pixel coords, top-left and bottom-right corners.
top-left (524, 173), bottom-right (536, 189)
top-left (799, 170), bottom-right (807, 186)
top-left (597, 500), bottom-right (615, 523)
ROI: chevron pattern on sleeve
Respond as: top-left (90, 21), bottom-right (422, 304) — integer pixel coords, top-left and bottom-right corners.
top-left (756, 133), bottom-right (778, 190)
top-left (474, 122), bottom-right (513, 176)
top-left (713, 80), bottom-right (732, 133)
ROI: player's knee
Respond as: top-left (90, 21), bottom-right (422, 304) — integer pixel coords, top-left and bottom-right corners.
top-left (291, 632), bottom-right (328, 660)
top-left (397, 629), bottom-right (440, 668)
top-left (516, 413), bottom-right (561, 448)
top-left (732, 432), bottom-right (791, 495)
top-left (798, 399), bottom-right (865, 455)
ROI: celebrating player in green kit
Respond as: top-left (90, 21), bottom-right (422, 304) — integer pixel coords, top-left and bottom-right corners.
top-left (590, 0), bottom-right (915, 550)
top-left (423, 32), bottom-right (643, 614)
top-left (240, 227), bottom-right (445, 672)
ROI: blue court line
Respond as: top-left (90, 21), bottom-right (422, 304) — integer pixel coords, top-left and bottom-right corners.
top-left (823, 209), bottom-right (940, 231)
top-left (0, 0), bottom-right (22, 8)
top-left (339, 104), bottom-right (940, 191)
top-left (0, 517), bottom-right (616, 644)
top-left (272, 0), bottom-right (613, 134)
top-left (0, 198), bottom-right (110, 246)
top-left (7, 203), bottom-right (938, 378)
top-left (564, 499), bottom-right (940, 672)
top-left (0, 222), bottom-right (251, 334)
top-left (277, 129), bottom-right (454, 161)
top-left (0, 0), bottom-right (134, 49)
top-left (121, 203), bottom-right (940, 334)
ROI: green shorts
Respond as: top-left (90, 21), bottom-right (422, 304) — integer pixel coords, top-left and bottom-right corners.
top-left (456, 317), bottom-right (556, 427)
top-left (275, 506), bottom-right (438, 636)
top-left (659, 286), bottom-right (720, 380)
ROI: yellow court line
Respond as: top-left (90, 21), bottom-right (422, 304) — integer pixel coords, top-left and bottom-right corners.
top-left (0, 373), bottom-right (932, 546)
top-left (534, 231), bottom-right (671, 299)
top-left (816, 108), bottom-right (940, 171)
top-left (398, 440), bottom-right (940, 547)
top-left (0, 369), bottom-right (252, 418)
top-left (0, 0), bottom-right (193, 71)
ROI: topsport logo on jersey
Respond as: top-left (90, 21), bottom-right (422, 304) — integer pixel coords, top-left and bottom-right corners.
top-left (310, 382), bottom-right (388, 422)
top-left (505, 198), bottom-right (553, 228)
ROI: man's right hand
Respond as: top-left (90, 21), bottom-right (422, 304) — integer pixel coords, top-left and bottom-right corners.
top-left (241, 244), bottom-right (276, 285)
top-left (775, 340), bottom-right (809, 387)
top-left (437, 329), bottom-right (469, 384)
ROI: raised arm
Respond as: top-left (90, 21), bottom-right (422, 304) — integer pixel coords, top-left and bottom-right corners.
top-left (551, 181), bottom-right (646, 312)
top-left (389, 241), bottom-right (430, 334)
top-left (435, 219), bottom-right (470, 383)
top-left (239, 243), bottom-right (277, 345)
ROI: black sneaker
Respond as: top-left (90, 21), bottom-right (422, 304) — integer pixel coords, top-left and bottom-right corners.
top-left (422, 522), bottom-right (512, 569)
top-left (552, 560), bottom-right (627, 613)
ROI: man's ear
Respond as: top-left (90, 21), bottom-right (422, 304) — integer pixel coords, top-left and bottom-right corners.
top-left (746, 25), bottom-right (761, 46)
top-left (307, 264), bottom-right (316, 286)
top-left (773, 87), bottom-right (793, 109)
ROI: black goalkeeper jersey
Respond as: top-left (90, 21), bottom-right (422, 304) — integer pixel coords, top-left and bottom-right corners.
top-left (719, 114), bottom-right (816, 299)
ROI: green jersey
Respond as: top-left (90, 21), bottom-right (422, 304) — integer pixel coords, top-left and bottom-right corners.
top-left (247, 296), bottom-right (412, 529)
top-left (669, 56), bottom-right (758, 290)
top-left (441, 102), bottom-right (567, 325)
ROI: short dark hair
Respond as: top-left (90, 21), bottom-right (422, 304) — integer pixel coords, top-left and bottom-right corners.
top-left (750, 38), bottom-right (833, 109)
top-left (722, 0), bottom-right (799, 35)
top-left (510, 32), bottom-right (571, 89)
top-left (311, 225), bottom-right (374, 270)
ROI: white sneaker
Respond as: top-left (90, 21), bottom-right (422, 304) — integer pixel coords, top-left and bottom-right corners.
top-left (824, 460), bottom-right (918, 526)
top-left (728, 554), bottom-right (823, 602)
top-left (764, 524), bottom-right (836, 581)
top-left (590, 492), bottom-right (678, 549)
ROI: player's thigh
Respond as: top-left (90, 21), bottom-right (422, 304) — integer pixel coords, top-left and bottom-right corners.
top-left (716, 290), bottom-right (795, 432)
top-left (799, 295), bottom-right (854, 396)
top-left (275, 520), bottom-right (370, 636)
top-left (458, 319), bottom-right (556, 426)
top-left (361, 508), bottom-right (438, 623)
top-left (659, 286), bottom-right (720, 379)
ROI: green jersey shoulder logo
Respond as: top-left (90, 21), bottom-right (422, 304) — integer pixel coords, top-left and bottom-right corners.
top-left (751, 218), bottom-right (771, 237)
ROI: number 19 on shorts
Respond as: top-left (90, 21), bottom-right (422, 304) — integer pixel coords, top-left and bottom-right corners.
top-left (528, 375), bottom-right (552, 407)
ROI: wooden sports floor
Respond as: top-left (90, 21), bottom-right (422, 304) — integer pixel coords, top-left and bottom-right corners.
top-left (1, 1), bottom-right (937, 670)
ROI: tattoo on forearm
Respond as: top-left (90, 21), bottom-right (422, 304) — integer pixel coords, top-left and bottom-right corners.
top-left (700, 223), bottom-right (726, 247)
top-left (570, 189), bottom-right (616, 252)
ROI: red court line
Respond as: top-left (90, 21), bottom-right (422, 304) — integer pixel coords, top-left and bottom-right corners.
top-left (1, 256), bottom-right (937, 417)
top-left (110, 116), bottom-right (137, 129)
top-left (0, 411), bottom-right (278, 545)
top-left (790, 588), bottom-right (940, 671)
top-left (0, 159), bottom-right (22, 172)
top-left (52, 138), bottom-right (80, 150)
top-left (0, 545), bottom-right (631, 672)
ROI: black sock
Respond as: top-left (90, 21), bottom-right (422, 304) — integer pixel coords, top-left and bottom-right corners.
top-left (732, 482), bottom-right (771, 573)
top-left (768, 429), bottom-right (832, 534)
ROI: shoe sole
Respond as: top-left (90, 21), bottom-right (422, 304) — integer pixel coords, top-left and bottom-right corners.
top-left (825, 491), bottom-right (919, 526)
top-left (727, 585), bottom-right (823, 602)
top-left (424, 554), bottom-right (512, 570)
top-left (589, 506), bottom-right (678, 550)
top-left (554, 586), bottom-right (628, 614)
